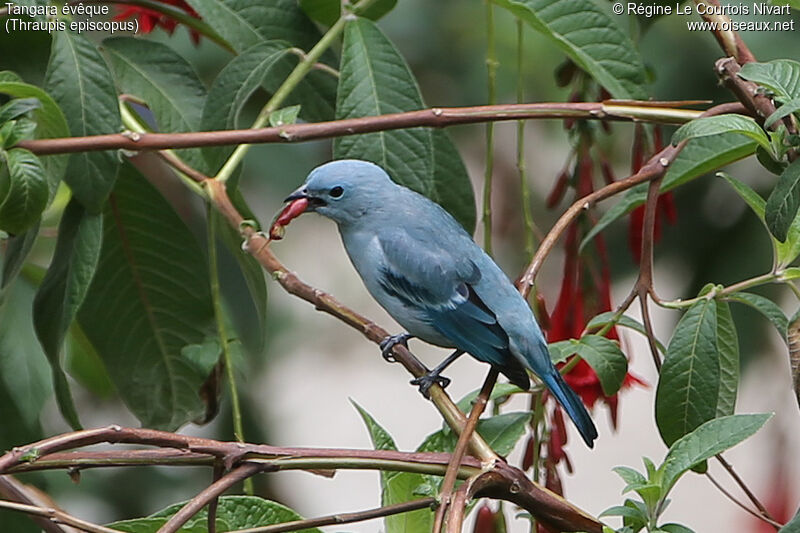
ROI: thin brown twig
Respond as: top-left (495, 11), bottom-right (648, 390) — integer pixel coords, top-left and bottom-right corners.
top-left (433, 368), bottom-right (500, 532)
top-left (0, 498), bottom-right (121, 533)
top-left (692, 0), bottom-right (755, 63)
top-left (705, 472), bottom-right (782, 530)
top-left (228, 498), bottom-right (436, 533)
top-left (208, 463), bottom-right (224, 533)
top-left (18, 101), bottom-right (705, 155)
top-left (158, 463), bottom-right (263, 533)
top-left (0, 476), bottom-right (69, 533)
top-left (715, 454), bottom-right (777, 524)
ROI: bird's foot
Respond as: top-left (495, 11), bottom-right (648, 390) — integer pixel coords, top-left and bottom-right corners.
top-left (379, 332), bottom-right (414, 362)
top-left (410, 373), bottom-right (451, 399)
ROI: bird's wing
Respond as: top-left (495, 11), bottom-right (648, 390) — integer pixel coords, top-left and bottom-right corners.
top-left (376, 229), bottom-right (512, 365)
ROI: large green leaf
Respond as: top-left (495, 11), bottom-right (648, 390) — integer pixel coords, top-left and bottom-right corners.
top-left (184, 0), bottom-right (324, 53)
top-left (738, 60), bottom-right (800, 102)
top-left (0, 73), bottom-right (69, 195)
top-left (661, 413), bottom-right (772, 493)
top-left (353, 401), bottom-right (433, 533)
top-left (765, 158), bottom-right (800, 242)
top-left (655, 298), bottom-right (720, 446)
top-left (586, 311), bottom-right (666, 352)
top-left (78, 163), bottom-right (217, 430)
top-left (713, 300), bottom-right (739, 418)
top-left (33, 199), bottom-right (102, 429)
top-left (110, 495), bottom-right (321, 532)
top-left (334, 17), bottom-right (475, 232)
top-left (672, 115), bottom-right (771, 154)
top-left (0, 279), bottom-right (52, 433)
top-left (491, 0), bottom-right (647, 99)
top-left (581, 134), bottom-right (756, 250)
top-left (102, 38), bottom-right (208, 172)
top-left (44, 30), bottom-right (120, 212)
top-left (258, 53), bottom-right (337, 123)
top-left (765, 98), bottom-right (800, 129)
top-left (719, 172), bottom-right (800, 267)
top-left (0, 148), bottom-right (49, 235)
top-left (201, 41), bottom-right (290, 172)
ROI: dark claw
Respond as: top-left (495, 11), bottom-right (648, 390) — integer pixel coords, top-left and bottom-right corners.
top-left (379, 332), bottom-right (413, 362)
top-left (410, 373), bottom-right (451, 399)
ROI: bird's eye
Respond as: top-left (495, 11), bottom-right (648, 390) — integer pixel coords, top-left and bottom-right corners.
top-left (329, 186), bottom-right (344, 198)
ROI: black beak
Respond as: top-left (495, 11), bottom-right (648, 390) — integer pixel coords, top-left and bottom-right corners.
top-left (284, 188), bottom-right (308, 202)
top-left (284, 187), bottom-right (327, 208)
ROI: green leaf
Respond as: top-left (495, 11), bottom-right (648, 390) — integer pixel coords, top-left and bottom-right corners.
top-left (0, 279), bottom-right (52, 432)
top-left (0, 222), bottom-right (37, 293)
top-left (571, 334), bottom-right (628, 396)
top-left (0, 74), bottom-right (69, 196)
top-left (334, 17), bottom-right (475, 232)
top-left (44, 30), bottom-right (120, 212)
top-left (548, 339), bottom-right (578, 363)
top-left (581, 134), bottom-right (756, 250)
top-left (765, 98), bottom-right (800, 129)
top-left (103, 38), bottom-right (208, 172)
top-left (352, 401), bottom-right (433, 533)
top-left (491, 0), bottom-right (647, 99)
top-left (110, 495), bottom-right (322, 532)
top-left (727, 292), bottom-right (788, 341)
top-left (475, 412), bottom-right (531, 456)
top-left (713, 300), bottom-right (739, 418)
top-left (269, 104), bottom-right (301, 127)
top-left (299, 0), bottom-right (397, 26)
top-left (612, 465), bottom-right (647, 488)
top-left (201, 41), bottom-right (290, 172)
top-left (0, 148), bottom-right (49, 235)
top-left (587, 311), bottom-right (666, 352)
top-left (32, 199), bottom-right (102, 430)
top-left (2, 118), bottom-right (37, 149)
top-left (672, 115), bottom-right (771, 155)
top-left (599, 505), bottom-right (648, 521)
top-left (78, 163), bottom-right (217, 430)
top-left (658, 524), bottom-right (695, 533)
top-left (0, 97), bottom-right (40, 124)
top-left (739, 60), bottom-right (800, 102)
top-left (655, 298), bottom-right (720, 446)
top-left (185, 0), bottom-right (325, 53)
top-left (765, 158), bottom-right (800, 242)
top-left (718, 172), bottom-right (800, 266)
top-left (779, 507), bottom-right (800, 533)
top-left (661, 413), bottom-right (772, 493)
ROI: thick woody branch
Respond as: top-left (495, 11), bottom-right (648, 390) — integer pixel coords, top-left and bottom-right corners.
top-left (18, 101), bottom-right (704, 155)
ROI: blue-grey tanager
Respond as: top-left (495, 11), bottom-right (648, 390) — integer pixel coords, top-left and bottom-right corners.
top-left (283, 159), bottom-right (598, 447)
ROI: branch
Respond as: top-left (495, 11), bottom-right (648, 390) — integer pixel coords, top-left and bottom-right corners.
top-left (693, 0), bottom-right (756, 63)
top-left (433, 368), bottom-right (499, 532)
top-left (158, 463), bottom-right (263, 533)
top-left (0, 498), bottom-right (120, 533)
top-left (0, 476), bottom-right (70, 533)
top-left (227, 498), bottom-right (436, 533)
top-left (18, 101), bottom-right (705, 155)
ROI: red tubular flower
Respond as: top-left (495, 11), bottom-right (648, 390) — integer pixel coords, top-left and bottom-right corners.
top-left (114, 0), bottom-right (203, 44)
top-left (545, 141), bottom-right (646, 429)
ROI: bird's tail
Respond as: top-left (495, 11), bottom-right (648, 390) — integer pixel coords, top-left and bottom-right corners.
top-left (541, 370), bottom-right (598, 448)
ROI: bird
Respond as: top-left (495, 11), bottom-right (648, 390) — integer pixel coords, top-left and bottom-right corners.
top-left (281, 159), bottom-right (598, 447)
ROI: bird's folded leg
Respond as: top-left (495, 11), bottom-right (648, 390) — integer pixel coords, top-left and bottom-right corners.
top-left (410, 350), bottom-right (465, 398)
top-left (379, 332), bottom-right (414, 362)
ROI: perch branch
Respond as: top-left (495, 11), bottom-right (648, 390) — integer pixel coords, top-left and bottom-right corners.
top-left (0, 498), bottom-right (119, 533)
top-left (19, 101), bottom-right (706, 155)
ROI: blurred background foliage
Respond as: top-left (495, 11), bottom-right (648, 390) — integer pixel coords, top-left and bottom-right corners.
top-left (0, 0), bottom-right (798, 529)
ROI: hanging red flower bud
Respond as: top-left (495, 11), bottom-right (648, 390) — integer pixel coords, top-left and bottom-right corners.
top-left (114, 0), bottom-right (203, 44)
top-left (473, 503), bottom-right (496, 533)
top-left (522, 434), bottom-right (536, 471)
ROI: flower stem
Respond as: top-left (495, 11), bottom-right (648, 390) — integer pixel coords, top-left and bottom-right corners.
top-left (516, 19), bottom-right (536, 258)
top-left (207, 209), bottom-right (251, 494)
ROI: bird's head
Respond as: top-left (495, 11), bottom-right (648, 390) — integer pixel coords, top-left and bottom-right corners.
top-left (283, 159), bottom-right (395, 226)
